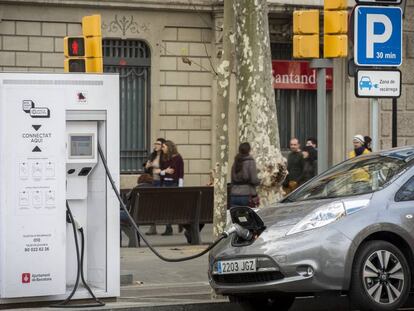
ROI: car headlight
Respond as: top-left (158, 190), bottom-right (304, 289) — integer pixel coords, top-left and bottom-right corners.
top-left (286, 201), bottom-right (346, 236)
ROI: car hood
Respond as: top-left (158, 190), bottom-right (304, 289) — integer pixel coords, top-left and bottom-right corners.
top-left (252, 195), bottom-right (371, 240)
top-left (210, 195), bottom-right (372, 260)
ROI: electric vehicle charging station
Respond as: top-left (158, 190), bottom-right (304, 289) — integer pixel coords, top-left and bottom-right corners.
top-left (0, 72), bottom-right (120, 303)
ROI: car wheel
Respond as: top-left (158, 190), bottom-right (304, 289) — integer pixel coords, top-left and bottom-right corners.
top-left (349, 240), bottom-right (411, 311)
top-left (229, 294), bottom-right (295, 311)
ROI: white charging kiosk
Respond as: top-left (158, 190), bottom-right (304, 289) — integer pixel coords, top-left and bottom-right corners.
top-left (0, 73), bottom-right (120, 303)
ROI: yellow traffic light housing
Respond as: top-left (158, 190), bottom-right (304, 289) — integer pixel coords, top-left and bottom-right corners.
top-left (294, 35), bottom-right (320, 59)
top-left (82, 15), bottom-right (102, 38)
top-left (82, 14), bottom-right (102, 73)
top-left (293, 10), bottom-right (320, 59)
top-left (293, 10), bottom-right (319, 35)
top-left (324, 35), bottom-right (348, 58)
top-left (324, 0), bottom-right (347, 10)
top-left (85, 37), bottom-right (102, 58)
top-left (323, 0), bottom-right (348, 58)
top-left (85, 57), bottom-right (103, 73)
top-left (324, 10), bottom-right (348, 34)
top-left (63, 15), bottom-right (103, 73)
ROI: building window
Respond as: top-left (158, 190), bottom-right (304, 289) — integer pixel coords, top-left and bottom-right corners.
top-left (103, 39), bottom-right (151, 173)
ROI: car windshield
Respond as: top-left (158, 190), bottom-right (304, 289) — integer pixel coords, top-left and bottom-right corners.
top-left (286, 155), bottom-right (407, 202)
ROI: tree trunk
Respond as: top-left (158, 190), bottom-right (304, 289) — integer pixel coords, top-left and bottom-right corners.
top-left (213, 0), bottom-right (235, 238)
top-left (234, 0), bottom-right (287, 206)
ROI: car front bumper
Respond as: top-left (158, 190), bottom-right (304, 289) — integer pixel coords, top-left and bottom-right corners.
top-left (209, 225), bottom-right (355, 295)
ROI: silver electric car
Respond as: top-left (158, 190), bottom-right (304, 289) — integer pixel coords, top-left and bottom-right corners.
top-left (209, 146), bottom-right (414, 311)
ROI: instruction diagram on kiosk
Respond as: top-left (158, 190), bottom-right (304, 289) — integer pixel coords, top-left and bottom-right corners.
top-left (0, 84), bottom-right (66, 297)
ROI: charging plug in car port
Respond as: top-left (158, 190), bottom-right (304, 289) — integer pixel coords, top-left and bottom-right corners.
top-left (297, 265), bottom-right (314, 277)
top-left (229, 206), bottom-right (266, 246)
top-left (230, 207), bottom-right (266, 235)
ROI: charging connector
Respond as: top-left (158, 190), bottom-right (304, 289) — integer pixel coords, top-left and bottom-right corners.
top-left (50, 202), bottom-right (104, 308)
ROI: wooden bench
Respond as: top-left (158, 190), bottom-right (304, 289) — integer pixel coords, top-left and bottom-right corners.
top-left (121, 186), bottom-right (213, 246)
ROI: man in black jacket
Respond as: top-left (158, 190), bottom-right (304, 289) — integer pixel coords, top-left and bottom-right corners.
top-left (283, 138), bottom-right (304, 194)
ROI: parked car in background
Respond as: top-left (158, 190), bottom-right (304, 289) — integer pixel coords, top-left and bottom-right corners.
top-left (209, 146), bottom-right (414, 311)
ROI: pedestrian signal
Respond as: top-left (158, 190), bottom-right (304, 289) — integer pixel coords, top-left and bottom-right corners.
top-left (64, 37), bottom-right (85, 57)
top-left (64, 59), bottom-right (86, 73)
top-left (63, 14), bottom-right (103, 73)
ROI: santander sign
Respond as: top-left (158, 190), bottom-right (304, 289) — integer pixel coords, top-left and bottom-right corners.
top-left (272, 60), bottom-right (333, 90)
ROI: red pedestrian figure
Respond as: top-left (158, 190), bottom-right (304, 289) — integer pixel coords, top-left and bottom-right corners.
top-left (71, 40), bottom-right (79, 55)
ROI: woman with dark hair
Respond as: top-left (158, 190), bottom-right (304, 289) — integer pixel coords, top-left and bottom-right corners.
top-left (144, 138), bottom-right (165, 235)
top-left (364, 135), bottom-right (373, 152)
top-left (145, 138), bottom-right (166, 187)
top-left (299, 146), bottom-right (317, 184)
top-left (230, 142), bottom-right (260, 207)
top-left (154, 140), bottom-right (184, 235)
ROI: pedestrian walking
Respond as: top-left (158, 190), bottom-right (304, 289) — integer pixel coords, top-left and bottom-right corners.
top-left (299, 146), bottom-right (317, 184)
top-left (348, 135), bottom-right (372, 191)
top-left (155, 140), bottom-right (184, 236)
top-left (283, 138), bottom-right (304, 194)
top-left (229, 142), bottom-right (260, 208)
top-left (348, 134), bottom-right (371, 159)
top-left (143, 138), bottom-right (165, 235)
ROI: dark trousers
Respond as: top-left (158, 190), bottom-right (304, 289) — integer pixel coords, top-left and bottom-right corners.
top-left (163, 180), bottom-right (178, 233)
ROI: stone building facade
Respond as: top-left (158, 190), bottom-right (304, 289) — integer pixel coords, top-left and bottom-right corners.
top-left (0, 0), bottom-right (413, 189)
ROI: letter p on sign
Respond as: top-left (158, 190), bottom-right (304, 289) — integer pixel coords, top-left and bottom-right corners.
top-left (366, 14), bottom-right (392, 59)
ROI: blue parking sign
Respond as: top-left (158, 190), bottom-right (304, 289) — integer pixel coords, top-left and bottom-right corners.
top-left (354, 6), bottom-right (402, 67)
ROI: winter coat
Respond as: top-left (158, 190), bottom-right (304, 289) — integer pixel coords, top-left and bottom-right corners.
top-left (299, 159), bottom-right (317, 184)
top-left (230, 155), bottom-right (260, 196)
top-left (284, 151), bottom-right (304, 186)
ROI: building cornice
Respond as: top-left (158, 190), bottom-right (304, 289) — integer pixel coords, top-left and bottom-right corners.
top-left (0, 0), bottom-right (355, 20)
top-left (0, 0), bottom-right (347, 12)
top-left (0, 0), bottom-right (215, 11)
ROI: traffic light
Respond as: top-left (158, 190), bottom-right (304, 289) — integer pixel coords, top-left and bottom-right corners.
top-left (324, 0), bottom-right (348, 58)
top-left (82, 15), bottom-right (103, 73)
top-left (64, 37), bottom-right (86, 72)
top-left (63, 15), bottom-right (103, 73)
top-left (64, 37), bottom-right (85, 57)
top-left (293, 10), bottom-right (320, 59)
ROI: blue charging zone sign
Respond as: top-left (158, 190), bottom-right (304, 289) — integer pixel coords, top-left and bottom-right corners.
top-left (354, 6), bottom-right (402, 66)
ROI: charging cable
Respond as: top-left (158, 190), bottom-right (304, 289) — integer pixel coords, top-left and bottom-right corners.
top-left (97, 143), bottom-right (230, 262)
top-left (50, 202), bottom-right (105, 308)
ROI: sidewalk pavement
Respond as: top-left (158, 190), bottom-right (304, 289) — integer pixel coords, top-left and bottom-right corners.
top-left (118, 224), bottom-right (225, 308)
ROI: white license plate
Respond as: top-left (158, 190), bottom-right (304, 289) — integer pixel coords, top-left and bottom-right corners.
top-left (217, 259), bottom-right (256, 275)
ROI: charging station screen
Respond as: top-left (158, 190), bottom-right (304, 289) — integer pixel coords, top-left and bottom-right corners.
top-left (70, 135), bottom-right (93, 157)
